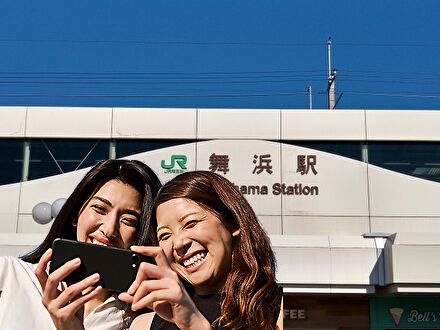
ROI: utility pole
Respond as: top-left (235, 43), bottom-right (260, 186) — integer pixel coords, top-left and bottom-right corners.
top-left (307, 86), bottom-right (312, 110)
top-left (328, 69), bottom-right (337, 110)
top-left (327, 37), bottom-right (336, 110)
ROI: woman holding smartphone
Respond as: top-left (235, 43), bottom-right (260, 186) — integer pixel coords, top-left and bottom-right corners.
top-left (0, 159), bottom-right (161, 330)
top-left (120, 171), bottom-right (282, 330)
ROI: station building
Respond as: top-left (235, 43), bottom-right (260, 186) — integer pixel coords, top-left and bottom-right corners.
top-left (1, 107), bottom-right (440, 329)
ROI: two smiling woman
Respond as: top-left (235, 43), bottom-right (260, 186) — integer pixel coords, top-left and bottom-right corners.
top-left (1, 161), bottom-right (281, 329)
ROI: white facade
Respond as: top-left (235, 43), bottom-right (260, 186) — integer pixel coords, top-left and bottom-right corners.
top-left (0, 107), bottom-right (439, 294)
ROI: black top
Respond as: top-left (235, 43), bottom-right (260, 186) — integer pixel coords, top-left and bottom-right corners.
top-left (150, 293), bottom-right (228, 329)
top-left (150, 287), bottom-right (281, 329)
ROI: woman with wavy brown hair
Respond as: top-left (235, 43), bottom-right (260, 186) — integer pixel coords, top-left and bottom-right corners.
top-left (119, 171), bottom-right (282, 330)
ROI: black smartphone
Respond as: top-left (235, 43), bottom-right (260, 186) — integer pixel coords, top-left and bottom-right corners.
top-left (49, 238), bottom-right (148, 292)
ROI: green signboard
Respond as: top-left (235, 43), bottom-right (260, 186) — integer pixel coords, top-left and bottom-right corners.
top-left (370, 297), bottom-right (440, 330)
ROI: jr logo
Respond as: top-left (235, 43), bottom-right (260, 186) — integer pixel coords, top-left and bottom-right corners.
top-left (161, 155), bottom-right (187, 172)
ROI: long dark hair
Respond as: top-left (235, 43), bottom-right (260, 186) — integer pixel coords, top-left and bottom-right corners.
top-left (150, 171), bottom-right (281, 330)
top-left (23, 159), bottom-right (162, 263)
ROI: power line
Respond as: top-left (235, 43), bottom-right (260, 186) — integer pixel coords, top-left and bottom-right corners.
top-left (0, 38), bottom-right (326, 47)
top-left (0, 70), bottom-right (326, 77)
top-left (342, 91), bottom-right (440, 99)
top-left (0, 91), bottom-right (310, 98)
top-left (337, 42), bottom-right (440, 48)
top-left (1, 69), bottom-right (438, 78)
top-left (0, 78), bottom-right (325, 86)
top-left (1, 38), bottom-right (440, 48)
top-left (0, 90), bottom-right (438, 100)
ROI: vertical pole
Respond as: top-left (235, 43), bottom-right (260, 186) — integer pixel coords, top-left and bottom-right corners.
top-left (21, 139), bottom-right (30, 182)
top-left (361, 142), bottom-right (369, 163)
top-left (327, 37), bottom-right (332, 78)
top-left (109, 140), bottom-right (116, 160)
top-left (308, 86), bottom-right (312, 110)
top-left (328, 70), bottom-right (336, 110)
top-left (327, 37), bottom-right (336, 109)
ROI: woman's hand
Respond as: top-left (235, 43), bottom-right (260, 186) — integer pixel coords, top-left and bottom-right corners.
top-left (119, 246), bottom-right (211, 330)
top-left (34, 248), bottom-right (103, 330)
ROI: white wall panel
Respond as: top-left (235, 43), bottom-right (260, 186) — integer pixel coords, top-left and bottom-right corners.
top-left (113, 108), bottom-right (196, 139)
top-left (330, 235), bottom-right (376, 248)
top-left (0, 216), bottom-right (17, 233)
top-left (371, 217), bottom-right (440, 233)
top-left (26, 107), bottom-right (112, 138)
top-left (197, 140), bottom-right (281, 215)
top-left (273, 235), bottom-right (379, 286)
top-left (0, 107), bottom-right (26, 137)
top-left (197, 109), bottom-right (280, 139)
top-left (281, 110), bottom-right (365, 140)
top-left (271, 235), bottom-right (330, 284)
top-left (270, 234), bottom-right (330, 248)
top-left (366, 110), bottom-right (440, 141)
top-left (258, 215), bottom-right (282, 235)
top-left (282, 216), bottom-right (370, 236)
top-left (281, 144), bottom-right (369, 216)
top-left (387, 245), bottom-right (440, 283)
top-left (330, 247), bottom-right (378, 284)
top-left (274, 247), bottom-right (332, 284)
top-left (19, 169), bottom-right (88, 215)
top-left (17, 214), bottom-right (52, 234)
top-left (368, 165), bottom-right (440, 216)
top-left (0, 183), bottom-right (20, 233)
top-left (125, 143), bottom-right (196, 185)
top-left (0, 245), bottom-right (39, 257)
top-left (0, 233), bottom-right (46, 257)
top-left (329, 236), bottom-right (378, 285)
top-left (392, 232), bottom-right (440, 245)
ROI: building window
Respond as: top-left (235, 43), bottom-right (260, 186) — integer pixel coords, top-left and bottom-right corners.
top-left (368, 142), bottom-right (440, 183)
top-left (28, 139), bottom-right (109, 180)
top-left (0, 139), bottom-right (24, 185)
top-left (115, 139), bottom-right (193, 158)
top-left (284, 141), bottom-right (364, 161)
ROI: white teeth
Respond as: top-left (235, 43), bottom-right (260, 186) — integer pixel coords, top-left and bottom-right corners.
top-left (183, 252), bottom-right (206, 268)
top-left (91, 238), bottom-right (108, 246)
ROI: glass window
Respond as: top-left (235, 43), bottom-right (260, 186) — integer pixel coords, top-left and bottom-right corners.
top-left (284, 141), bottom-right (363, 161)
top-left (28, 139), bottom-right (109, 180)
top-left (0, 139), bottom-right (24, 185)
top-left (368, 142), bottom-right (440, 183)
top-left (115, 139), bottom-right (193, 158)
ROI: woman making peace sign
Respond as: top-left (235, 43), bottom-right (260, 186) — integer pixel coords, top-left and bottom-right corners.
top-left (120, 171), bottom-right (282, 330)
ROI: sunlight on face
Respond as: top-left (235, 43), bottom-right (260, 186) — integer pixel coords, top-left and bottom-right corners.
top-left (75, 179), bottom-right (141, 249)
top-left (156, 198), bottom-right (234, 295)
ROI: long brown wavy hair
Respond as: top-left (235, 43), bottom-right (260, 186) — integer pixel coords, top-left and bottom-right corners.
top-left (150, 171), bottom-right (281, 330)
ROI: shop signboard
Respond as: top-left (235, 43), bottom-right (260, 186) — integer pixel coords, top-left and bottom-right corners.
top-left (370, 297), bottom-right (440, 330)
top-left (133, 139), bottom-right (369, 234)
top-left (284, 294), bottom-right (370, 330)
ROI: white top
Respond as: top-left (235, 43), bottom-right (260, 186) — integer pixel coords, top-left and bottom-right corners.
top-left (0, 256), bottom-right (126, 330)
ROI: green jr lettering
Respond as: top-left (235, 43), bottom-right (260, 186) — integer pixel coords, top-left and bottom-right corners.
top-left (161, 155), bottom-right (187, 170)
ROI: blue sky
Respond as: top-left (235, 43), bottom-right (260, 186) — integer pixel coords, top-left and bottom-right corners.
top-left (1, 1), bottom-right (439, 109)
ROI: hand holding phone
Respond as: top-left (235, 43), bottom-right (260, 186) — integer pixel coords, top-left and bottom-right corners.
top-left (49, 238), bottom-right (148, 292)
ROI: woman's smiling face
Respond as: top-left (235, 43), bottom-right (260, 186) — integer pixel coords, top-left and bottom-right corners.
top-left (156, 197), bottom-right (235, 295)
top-left (75, 179), bottom-right (142, 249)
